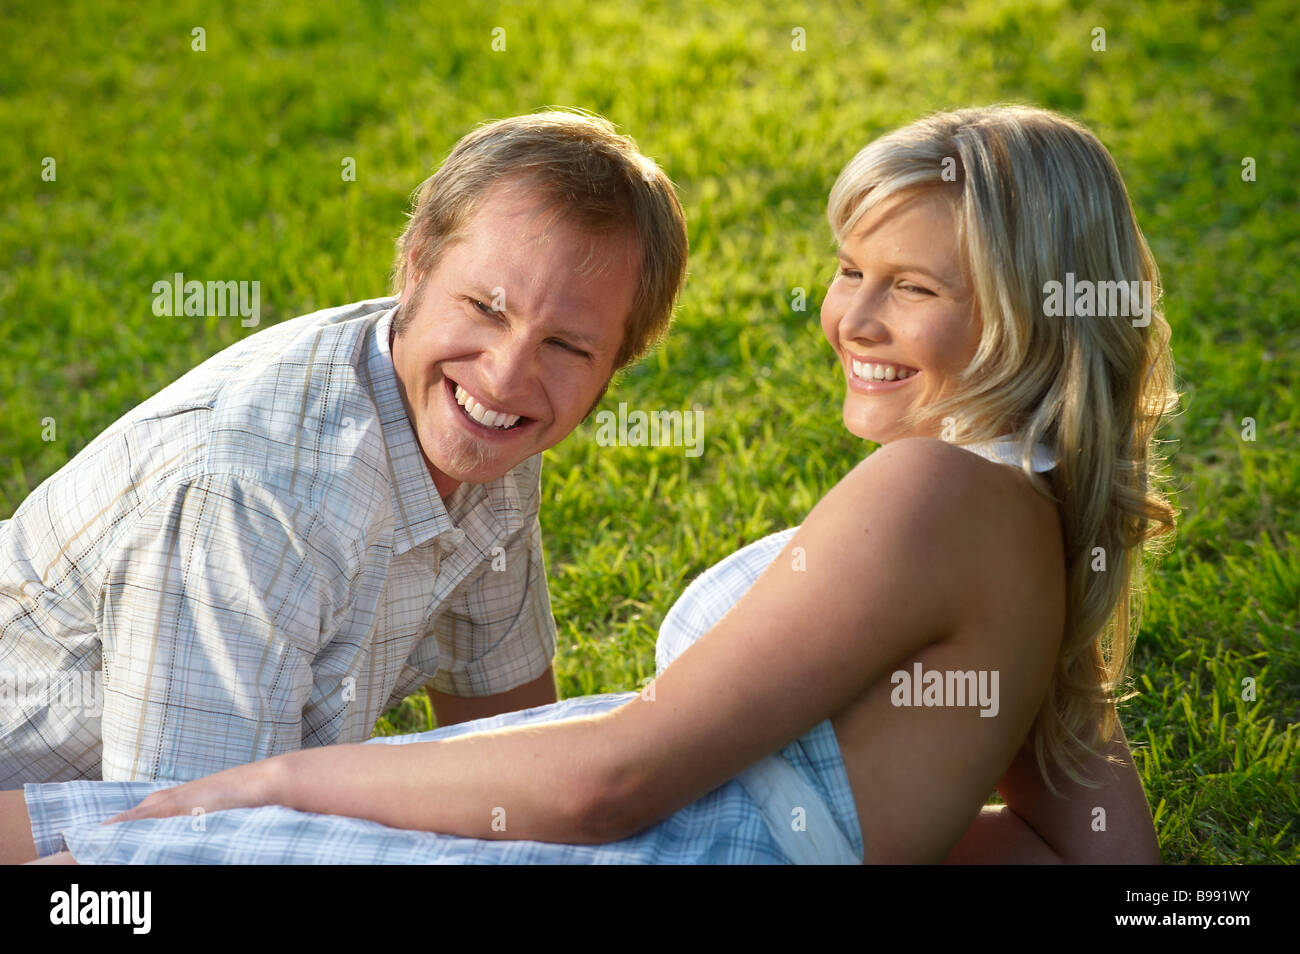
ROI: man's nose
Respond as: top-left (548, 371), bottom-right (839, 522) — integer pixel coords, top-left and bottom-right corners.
top-left (479, 338), bottom-right (536, 405)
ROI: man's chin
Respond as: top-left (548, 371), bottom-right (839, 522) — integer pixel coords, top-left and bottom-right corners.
top-left (429, 448), bottom-right (530, 487)
top-left (424, 418), bottom-right (554, 489)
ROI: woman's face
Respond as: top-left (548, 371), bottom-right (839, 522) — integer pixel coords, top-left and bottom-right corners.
top-left (820, 188), bottom-right (981, 445)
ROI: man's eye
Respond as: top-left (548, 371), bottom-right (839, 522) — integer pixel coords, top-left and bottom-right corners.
top-left (550, 339), bottom-right (589, 358)
top-left (471, 299), bottom-right (498, 315)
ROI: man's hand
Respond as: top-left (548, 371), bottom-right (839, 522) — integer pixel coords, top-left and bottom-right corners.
top-left (102, 760), bottom-right (277, 825)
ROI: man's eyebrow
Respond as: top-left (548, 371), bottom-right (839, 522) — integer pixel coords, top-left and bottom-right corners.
top-left (464, 281), bottom-right (502, 306)
top-left (462, 281), bottom-right (601, 352)
top-left (551, 327), bottom-right (599, 352)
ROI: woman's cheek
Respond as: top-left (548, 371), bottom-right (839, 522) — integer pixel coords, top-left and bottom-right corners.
top-left (819, 291), bottom-right (842, 342)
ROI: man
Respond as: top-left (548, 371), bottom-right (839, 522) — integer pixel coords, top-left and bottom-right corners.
top-left (0, 110), bottom-right (689, 789)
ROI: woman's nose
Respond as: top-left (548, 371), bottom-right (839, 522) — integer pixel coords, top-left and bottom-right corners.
top-left (838, 286), bottom-right (889, 343)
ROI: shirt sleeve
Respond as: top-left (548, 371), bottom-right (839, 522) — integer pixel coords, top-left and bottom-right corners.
top-left (96, 472), bottom-right (336, 781)
top-left (423, 515), bottom-right (559, 698)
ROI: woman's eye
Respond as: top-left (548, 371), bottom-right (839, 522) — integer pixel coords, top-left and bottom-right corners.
top-left (898, 282), bottom-right (935, 296)
top-left (471, 299), bottom-right (497, 316)
top-left (836, 267), bottom-right (862, 280)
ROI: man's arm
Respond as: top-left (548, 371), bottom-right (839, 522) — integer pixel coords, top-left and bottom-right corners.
top-left (428, 666), bottom-right (557, 727)
top-left (945, 719), bottom-right (1161, 864)
top-left (98, 473), bottom-right (330, 781)
top-left (420, 513), bottom-right (559, 718)
top-left (0, 790), bottom-right (38, 865)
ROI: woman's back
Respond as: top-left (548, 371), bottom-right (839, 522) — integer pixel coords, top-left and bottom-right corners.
top-left (827, 436), bottom-right (1066, 861)
top-left (648, 433), bottom-right (1066, 862)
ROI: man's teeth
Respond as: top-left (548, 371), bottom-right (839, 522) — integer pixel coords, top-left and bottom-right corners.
top-left (852, 360), bottom-right (918, 382)
top-left (454, 384), bottom-right (521, 429)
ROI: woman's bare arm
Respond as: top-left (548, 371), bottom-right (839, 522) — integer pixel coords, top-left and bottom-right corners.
top-left (942, 804), bottom-right (1064, 863)
top-left (112, 439), bottom-right (1005, 856)
top-left (944, 719), bottom-right (1161, 864)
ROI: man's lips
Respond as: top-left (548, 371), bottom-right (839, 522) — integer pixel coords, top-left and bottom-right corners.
top-left (444, 377), bottom-right (535, 434)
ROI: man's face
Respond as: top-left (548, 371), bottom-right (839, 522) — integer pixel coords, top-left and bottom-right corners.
top-left (392, 182), bottom-right (638, 498)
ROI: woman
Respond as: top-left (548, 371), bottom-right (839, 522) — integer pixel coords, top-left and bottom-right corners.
top-left (15, 104), bottom-right (1176, 864)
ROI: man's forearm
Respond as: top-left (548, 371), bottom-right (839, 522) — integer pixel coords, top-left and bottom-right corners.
top-left (0, 789), bottom-right (38, 864)
top-left (427, 666), bottom-right (557, 727)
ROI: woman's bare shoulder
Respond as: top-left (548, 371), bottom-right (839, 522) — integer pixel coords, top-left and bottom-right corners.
top-left (825, 440), bottom-right (1068, 860)
top-left (824, 437), bottom-right (1061, 603)
top-left (825, 435), bottom-right (1066, 713)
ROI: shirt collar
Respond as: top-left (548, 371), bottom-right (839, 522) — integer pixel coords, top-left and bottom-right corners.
top-left (967, 432), bottom-right (1058, 473)
top-left (362, 304), bottom-right (526, 554)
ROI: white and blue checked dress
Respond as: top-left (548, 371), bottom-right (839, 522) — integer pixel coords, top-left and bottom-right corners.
top-left (26, 528), bottom-right (866, 864)
top-left (24, 434), bottom-right (1054, 863)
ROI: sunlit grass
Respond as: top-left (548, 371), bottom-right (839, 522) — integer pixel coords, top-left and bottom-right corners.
top-left (3, 0), bottom-right (1296, 862)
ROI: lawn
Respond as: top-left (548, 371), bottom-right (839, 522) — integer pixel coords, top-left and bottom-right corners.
top-left (1, 0), bottom-right (1296, 863)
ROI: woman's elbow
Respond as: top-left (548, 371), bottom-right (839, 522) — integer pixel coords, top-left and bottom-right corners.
top-left (569, 757), bottom-right (654, 844)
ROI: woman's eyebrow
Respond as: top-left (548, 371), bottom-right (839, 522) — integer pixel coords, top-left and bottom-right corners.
top-left (886, 261), bottom-right (956, 289)
top-left (838, 250), bottom-right (959, 290)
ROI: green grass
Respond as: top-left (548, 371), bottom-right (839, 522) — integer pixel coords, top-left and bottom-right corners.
top-left (2, 0), bottom-right (1297, 863)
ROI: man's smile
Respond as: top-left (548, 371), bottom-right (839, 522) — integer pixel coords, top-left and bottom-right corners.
top-left (390, 179), bottom-right (638, 498)
top-left (444, 376), bottom-right (536, 436)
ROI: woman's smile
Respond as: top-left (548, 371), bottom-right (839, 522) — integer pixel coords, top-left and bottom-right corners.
top-left (847, 357), bottom-right (921, 392)
top-left (820, 188), bottom-right (980, 444)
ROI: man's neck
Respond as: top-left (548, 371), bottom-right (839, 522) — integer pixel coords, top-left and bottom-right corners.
top-left (431, 470), bottom-right (461, 503)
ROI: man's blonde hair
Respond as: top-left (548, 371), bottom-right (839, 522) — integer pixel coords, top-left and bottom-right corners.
top-left (828, 104), bottom-right (1181, 792)
top-left (391, 109), bottom-right (688, 370)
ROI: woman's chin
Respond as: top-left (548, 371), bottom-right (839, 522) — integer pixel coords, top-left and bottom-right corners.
top-left (842, 411), bottom-right (887, 444)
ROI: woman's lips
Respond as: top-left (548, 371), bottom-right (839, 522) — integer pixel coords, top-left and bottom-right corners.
top-left (847, 363), bottom-right (920, 393)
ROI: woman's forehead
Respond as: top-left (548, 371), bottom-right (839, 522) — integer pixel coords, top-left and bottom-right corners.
top-left (839, 191), bottom-right (973, 293)
top-left (843, 191), bottom-right (959, 251)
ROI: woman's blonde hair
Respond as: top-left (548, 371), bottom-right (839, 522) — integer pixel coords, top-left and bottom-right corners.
top-left (828, 104), bottom-right (1180, 791)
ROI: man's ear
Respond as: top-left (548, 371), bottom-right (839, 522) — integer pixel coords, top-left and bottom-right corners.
top-left (403, 245), bottom-right (425, 298)
top-left (581, 375), bottom-right (615, 422)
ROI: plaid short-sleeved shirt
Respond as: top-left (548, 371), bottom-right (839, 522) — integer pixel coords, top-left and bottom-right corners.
top-left (0, 297), bottom-right (557, 785)
top-left (23, 529), bottom-right (865, 864)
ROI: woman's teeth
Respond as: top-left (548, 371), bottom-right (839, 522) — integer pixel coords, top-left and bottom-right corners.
top-left (852, 360), bottom-right (918, 381)
top-left (455, 384), bottom-right (522, 429)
